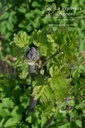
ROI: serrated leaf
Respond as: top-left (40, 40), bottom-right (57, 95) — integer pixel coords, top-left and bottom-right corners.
top-left (0, 107), bottom-right (10, 118)
top-left (4, 118), bottom-right (18, 128)
top-left (48, 74), bottom-right (70, 101)
top-left (19, 68), bottom-right (28, 79)
top-left (32, 86), bottom-right (45, 100)
top-left (75, 100), bottom-right (85, 109)
top-left (19, 95), bottom-right (29, 108)
top-left (2, 98), bottom-right (15, 108)
top-left (47, 34), bottom-right (54, 43)
top-left (26, 116), bottom-right (32, 123)
top-left (10, 32), bottom-right (30, 48)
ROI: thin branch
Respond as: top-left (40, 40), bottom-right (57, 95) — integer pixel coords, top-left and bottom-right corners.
top-left (44, 95), bottom-right (85, 128)
top-left (44, 115), bottom-right (55, 128)
top-left (39, 49), bottom-right (61, 70)
top-left (69, 67), bottom-right (72, 78)
top-left (65, 95), bottom-right (85, 102)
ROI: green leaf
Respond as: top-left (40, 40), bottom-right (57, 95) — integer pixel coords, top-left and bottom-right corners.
top-left (48, 74), bottom-right (70, 101)
top-left (2, 98), bottom-right (15, 108)
top-left (45, 0), bottom-right (54, 2)
top-left (18, 5), bottom-right (26, 13)
top-left (19, 95), bottom-right (29, 108)
top-left (19, 64), bottom-right (29, 79)
top-left (41, 117), bottom-right (47, 127)
top-left (75, 100), bottom-right (85, 109)
top-left (58, 122), bottom-right (70, 128)
top-left (26, 116), bottom-right (32, 123)
top-left (0, 107), bottom-right (10, 118)
top-left (32, 1), bottom-right (41, 7)
top-left (0, 12), bottom-right (9, 19)
top-left (4, 118), bottom-right (18, 128)
top-left (70, 110), bottom-right (78, 118)
top-left (75, 120), bottom-right (82, 128)
top-left (32, 85), bottom-right (45, 100)
top-left (11, 106), bottom-right (22, 121)
top-left (72, 69), bottom-right (80, 78)
top-left (10, 31), bottom-right (30, 48)
top-left (0, 118), bottom-right (5, 128)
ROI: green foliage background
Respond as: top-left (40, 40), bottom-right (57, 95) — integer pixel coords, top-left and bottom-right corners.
top-left (0, 0), bottom-right (85, 128)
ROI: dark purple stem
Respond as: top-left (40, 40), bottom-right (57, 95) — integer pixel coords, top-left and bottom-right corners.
top-left (26, 47), bottom-right (39, 114)
top-left (44, 115), bottom-right (55, 128)
top-left (29, 65), bottom-right (37, 114)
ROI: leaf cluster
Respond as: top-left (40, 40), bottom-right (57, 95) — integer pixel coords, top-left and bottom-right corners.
top-left (9, 26), bottom-right (85, 128)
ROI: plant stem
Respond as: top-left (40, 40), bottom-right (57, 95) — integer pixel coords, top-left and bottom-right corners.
top-left (39, 49), bottom-right (61, 70)
top-left (44, 115), bottom-right (55, 128)
top-left (29, 65), bottom-right (37, 115)
top-left (29, 49), bottom-right (61, 114)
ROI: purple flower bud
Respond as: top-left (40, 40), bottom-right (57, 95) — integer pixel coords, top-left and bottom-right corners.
top-left (26, 47), bottom-right (39, 62)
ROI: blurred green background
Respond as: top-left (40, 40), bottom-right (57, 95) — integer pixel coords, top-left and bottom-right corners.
top-left (0, 0), bottom-right (85, 57)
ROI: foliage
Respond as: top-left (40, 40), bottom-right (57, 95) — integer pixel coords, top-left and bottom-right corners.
top-left (0, 0), bottom-right (85, 51)
top-left (0, 0), bottom-right (85, 128)
top-left (0, 27), bottom-right (84, 128)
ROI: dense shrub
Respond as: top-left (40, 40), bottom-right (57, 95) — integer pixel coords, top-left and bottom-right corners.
top-left (0, 0), bottom-right (85, 128)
